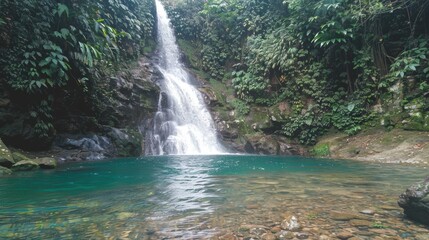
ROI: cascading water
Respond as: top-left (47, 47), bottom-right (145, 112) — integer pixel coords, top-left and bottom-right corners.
top-left (145, 0), bottom-right (225, 155)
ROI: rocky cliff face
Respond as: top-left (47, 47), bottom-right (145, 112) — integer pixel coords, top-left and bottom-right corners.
top-left (0, 57), bottom-right (160, 162)
top-left (196, 73), bottom-right (306, 156)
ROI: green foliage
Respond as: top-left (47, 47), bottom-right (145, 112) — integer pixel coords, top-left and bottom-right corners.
top-left (232, 70), bottom-right (267, 101)
top-left (229, 99), bottom-right (250, 117)
top-left (169, 0), bottom-right (429, 144)
top-left (372, 221), bottom-right (387, 229)
top-left (0, 0), bottom-right (156, 140)
top-left (331, 101), bottom-right (369, 135)
top-left (282, 107), bottom-right (331, 145)
top-left (311, 143), bottom-right (330, 157)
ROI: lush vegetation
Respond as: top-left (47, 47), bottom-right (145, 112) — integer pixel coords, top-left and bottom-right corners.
top-left (0, 0), bottom-right (156, 148)
top-left (166, 0), bottom-right (429, 144)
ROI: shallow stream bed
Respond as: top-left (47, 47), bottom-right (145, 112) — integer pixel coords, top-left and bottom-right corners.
top-left (0, 155), bottom-right (428, 239)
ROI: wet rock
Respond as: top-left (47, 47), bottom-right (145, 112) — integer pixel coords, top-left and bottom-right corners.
top-left (359, 209), bottom-right (375, 215)
top-left (32, 157), bottom-right (57, 169)
top-left (216, 120), bottom-right (239, 140)
top-left (107, 127), bottom-right (142, 157)
top-left (276, 230), bottom-right (294, 240)
top-left (246, 135), bottom-right (279, 155)
top-left (336, 231), bottom-right (354, 239)
top-left (270, 226), bottom-right (282, 233)
top-left (331, 211), bottom-right (363, 221)
top-left (54, 134), bottom-right (115, 161)
top-left (296, 232), bottom-right (310, 239)
top-left (261, 232), bottom-right (277, 240)
top-left (369, 228), bottom-right (397, 236)
top-left (380, 205), bottom-right (398, 211)
top-left (349, 219), bottom-right (372, 227)
top-left (281, 215), bottom-right (301, 231)
top-left (0, 166), bottom-right (12, 176)
top-left (11, 160), bottom-right (39, 171)
top-left (116, 212), bottom-right (136, 220)
top-left (348, 237), bottom-right (363, 240)
top-left (250, 226), bottom-right (268, 235)
top-left (415, 233), bottom-right (429, 240)
top-left (319, 235), bottom-right (330, 240)
top-left (398, 176), bottom-right (429, 225)
top-left (239, 224), bottom-right (268, 232)
top-left (0, 138), bottom-right (14, 168)
top-left (199, 87), bottom-right (219, 107)
top-left (219, 233), bottom-right (238, 240)
top-left (246, 204), bottom-right (259, 210)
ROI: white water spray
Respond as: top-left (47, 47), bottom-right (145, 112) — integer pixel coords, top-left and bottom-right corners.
top-left (145, 0), bottom-right (225, 155)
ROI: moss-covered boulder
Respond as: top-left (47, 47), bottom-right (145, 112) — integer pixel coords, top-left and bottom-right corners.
top-left (0, 166), bottom-right (12, 176)
top-left (11, 160), bottom-right (39, 171)
top-left (398, 177), bottom-right (429, 226)
top-left (12, 152), bottom-right (31, 162)
top-left (0, 138), bottom-right (14, 168)
top-left (32, 157), bottom-right (57, 169)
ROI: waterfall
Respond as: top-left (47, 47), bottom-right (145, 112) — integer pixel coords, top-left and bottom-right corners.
top-left (145, 0), bottom-right (225, 155)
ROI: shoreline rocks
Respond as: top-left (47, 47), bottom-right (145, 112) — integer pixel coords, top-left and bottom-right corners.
top-left (0, 139), bottom-right (15, 168)
top-left (11, 160), bottom-right (40, 171)
top-left (398, 176), bottom-right (429, 226)
top-left (0, 138), bottom-right (59, 175)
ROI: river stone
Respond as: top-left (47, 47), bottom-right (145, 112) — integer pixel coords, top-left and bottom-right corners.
top-left (271, 226), bottom-right (282, 233)
top-left (0, 166), bottom-right (12, 176)
top-left (32, 157), bottom-right (57, 169)
top-left (398, 176), bottom-right (429, 225)
top-left (261, 232), bottom-right (277, 240)
top-left (350, 219), bottom-right (372, 227)
top-left (359, 209), bottom-right (375, 215)
top-left (11, 160), bottom-right (39, 171)
top-left (281, 215), bottom-right (301, 231)
top-left (296, 232), bottom-right (310, 239)
top-left (337, 231), bottom-right (354, 239)
top-left (0, 138), bottom-right (14, 168)
top-left (219, 233), bottom-right (238, 240)
top-left (276, 230), bottom-right (295, 239)
top-left (331, 211), bottom-right (363, 221)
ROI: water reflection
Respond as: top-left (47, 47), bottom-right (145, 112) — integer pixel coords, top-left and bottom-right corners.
top-left (149, 156), bottom-right (219, 238)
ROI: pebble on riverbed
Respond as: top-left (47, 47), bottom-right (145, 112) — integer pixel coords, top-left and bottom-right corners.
top-left (281, 215), bottom-right (301, 231)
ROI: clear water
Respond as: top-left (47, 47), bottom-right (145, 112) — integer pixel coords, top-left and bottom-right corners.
top-left (145, 0), bottom-right (224, 155)
top-left (1, 155), bottom-right (428, 239)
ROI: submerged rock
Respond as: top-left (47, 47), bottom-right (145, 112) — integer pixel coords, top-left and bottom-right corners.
top-left (281, 215), bottom-right (301, 231)
top-left (330, 211), bottom-right (364, 221)
top-left (32, 157), bottom-right (57, 169)
top-left (398, 176), bottom-right (429, 225)
top-left (0, 166), bottom-right (12, 176)
top-left (11, 160), bottom-right (39, 171)
top-left (0, 138), bottom-right (14, 168)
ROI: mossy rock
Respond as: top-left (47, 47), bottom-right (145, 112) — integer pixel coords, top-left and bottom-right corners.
top-left (0, 166), bottom-right (12, 176)
top-left (0, 138), bottom-right (15, 168)
top-left (32, 157), bottom-right (57, 169)
top-left (11, 160), bottom-right (39, 171)
top-left (402, 115), bottom-right (429, 131)
top-left (12, 152), bottom-right (31, 162)
top-left (398, 177), bottom-right (429, 226)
